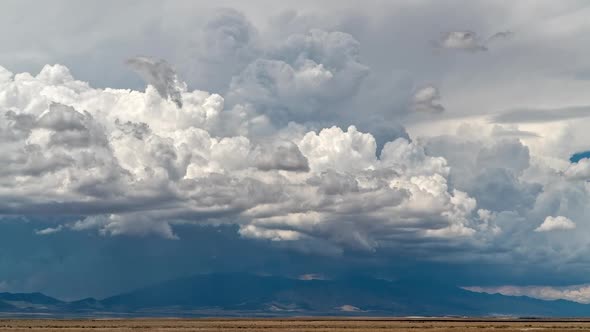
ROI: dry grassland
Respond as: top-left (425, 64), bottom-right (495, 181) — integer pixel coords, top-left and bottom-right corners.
top-left (2, 318), bottom-right (590, 332)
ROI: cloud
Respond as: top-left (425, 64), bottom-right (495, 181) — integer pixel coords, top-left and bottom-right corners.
top-left (299, 126), bottom-right (377, 172)
top-left (195, 8), bottom-right (258, 64)
top-left (0, 3), bottom-right (586, 266)
top-left (33, 214), bottom-right (180, 239)
top-left (435, 30), bottom-right (512, 52)
top-left (253, 141), bottom-right (310, 172)
top-left (486, 30), bottom-right (513, 43)
top-left (0, 66), bottom-right (12, 83)
top-left (298, 273), bottom-right (325, 281)
top-left (5, 0), bottom-right (590, 299)
top-left (490, 125), bottom-right (540, 138)
top-left (338, 304), bottom-right (362, 312)
top-left (411, 85), bottom-right (444, 113)
top-left (425, 134), bottom-right (540, 213)
top-left (34, 225), bottom-right (64, 235)
top-left (227, 29), bottom-right (369, 123)
top-left (535, 216), bottom-right (576, 232)
top-left (8, 61), bottom-right (587, 266)
top-left (492, 106), bottom-right (590, 124)
top-left (126, 57), bottom-right (185, 108)
top-left (465, 284), bottom-right (590, 304)
top-left (0, 63), bottom-right (485, 253)
top-left (437, 31), bottom-right (488, 52)
top-left (184, 8), bottom-right (259, 93)
top-left (565, 158), bottom-right (590, 180)
top-left (74, 214), bottom-right (179, 239)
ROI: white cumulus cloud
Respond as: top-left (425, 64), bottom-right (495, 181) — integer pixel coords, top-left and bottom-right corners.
top-left (535, 216), bottom-right (576, 232)
top-left (0, 62), bottom-right (486, 253)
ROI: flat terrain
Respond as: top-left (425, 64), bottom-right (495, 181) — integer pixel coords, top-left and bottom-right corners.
top-left (3, 319), bottom-right (590, 332)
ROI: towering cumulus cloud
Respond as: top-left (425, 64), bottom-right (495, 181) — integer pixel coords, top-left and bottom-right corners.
top-left (227, 29), bottom-right (369, 124)
top-left (0, 62), bottom-right (488, 251)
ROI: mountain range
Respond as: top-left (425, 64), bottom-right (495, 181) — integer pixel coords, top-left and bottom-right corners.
top-left (0, 274), bottom-right (588, 317)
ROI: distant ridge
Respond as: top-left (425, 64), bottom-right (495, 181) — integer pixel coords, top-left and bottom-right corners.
top-left (0, 274), bottom-right (589, 317)
top-left (0, 300), bottom-right (15, 310)
top-left (0, 292), bottom-right (63, 305)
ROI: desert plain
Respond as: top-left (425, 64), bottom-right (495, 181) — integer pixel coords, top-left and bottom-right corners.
top-left (2, 318), bottom-right (590, 332)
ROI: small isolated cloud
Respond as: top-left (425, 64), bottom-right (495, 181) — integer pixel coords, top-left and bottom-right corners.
top-left (464, 284), bottom-right (590, 304)
top-left (126, 57), bottom-right (185, 108)
top-left (34, 225), bottom-right (64, 235)
top-left (438, 31), bottom-right (487, 52)
top-left (535, 216), bottom-right (575, 232)
top-left (411, 85), bottom-right (444, 113)
top-left (436, 30), bottom-right (512, 52)
top-left (337, 304), bottom-right (362, 312)
top-left (298, 273), bottom-right (325, 281)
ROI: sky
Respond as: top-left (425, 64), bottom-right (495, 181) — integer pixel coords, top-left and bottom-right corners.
top-left (2, 0), bottom-right (590, 302)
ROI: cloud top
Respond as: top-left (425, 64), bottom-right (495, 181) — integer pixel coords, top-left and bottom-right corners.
top-left (126, 57), bottom-right (186, 108)
top-left (535, 216), bottom-right (576, 232)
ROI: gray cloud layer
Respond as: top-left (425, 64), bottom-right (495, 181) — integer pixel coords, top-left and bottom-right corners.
top-left (492, 106), bottom-right (590, 123)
